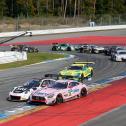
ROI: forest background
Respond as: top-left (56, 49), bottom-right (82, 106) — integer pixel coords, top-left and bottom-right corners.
top-left (0, 0), bottom-right (126, 31)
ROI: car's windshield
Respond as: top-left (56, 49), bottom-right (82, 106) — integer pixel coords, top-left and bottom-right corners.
top-left (116, 48), bottom-right (125, 50)
top-left (119, 52), bottom-right (126, 55)
top-left (60, 44), bottom-right (67, 46)
top-left (49, 82), bottom-right (68, 89)
top-left (68, 66), bottom-right (82, 70)
top-left (23, 80), bottom-right (40, 88)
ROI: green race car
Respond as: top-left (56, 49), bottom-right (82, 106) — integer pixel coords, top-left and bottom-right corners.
top-left (59, 62), bottom-right (94, 82)
top-left (52, 43), bottom-right (75, 51)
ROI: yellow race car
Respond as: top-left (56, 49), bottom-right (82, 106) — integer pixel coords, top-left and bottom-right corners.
top-left (59, 62), bottom-right (94, 82)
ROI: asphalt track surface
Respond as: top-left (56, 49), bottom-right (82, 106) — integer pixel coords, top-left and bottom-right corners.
top-left (1, 78), bottom-right (126, 126)
top-left (0, 29), bottom-right (126, 125)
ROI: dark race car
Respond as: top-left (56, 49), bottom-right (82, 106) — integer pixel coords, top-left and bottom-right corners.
top-left (52, 43), bottom-right (75, 51)
top-left (10, 44), bottom-right (39, 53)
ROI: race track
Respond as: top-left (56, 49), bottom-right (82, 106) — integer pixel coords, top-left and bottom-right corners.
top-left (1, 78), bottom-right (126, 126)
top-left (0, 29), bottom-right (126, 125)
top-left (0, 48), bottom-right (126, 116)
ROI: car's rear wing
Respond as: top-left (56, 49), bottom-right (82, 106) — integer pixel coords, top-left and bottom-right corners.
top-left (73, 62), bottom-right (95, 67)
top-left (44, 74), bottom-right (59, 80)
top-left (73, 62), bottom-right (95, 64)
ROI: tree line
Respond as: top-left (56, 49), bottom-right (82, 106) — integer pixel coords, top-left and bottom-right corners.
top-left (0, 0), bottom-right (126, 19)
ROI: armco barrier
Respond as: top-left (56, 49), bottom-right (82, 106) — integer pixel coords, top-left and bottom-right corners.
top-left (0, 51), bottom-right (27, 64)
top-left (0, 25), bottom-right (126, 38)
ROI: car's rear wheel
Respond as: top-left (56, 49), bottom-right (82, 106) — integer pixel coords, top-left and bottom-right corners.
top-left (67, 47), bottom-right (72, 51)
top-left (56, 95), bottom-right (63, 104)
top-left (80, 88), bottom-right (87, 97)
top-left (52, 46), bottom-right (57, 51)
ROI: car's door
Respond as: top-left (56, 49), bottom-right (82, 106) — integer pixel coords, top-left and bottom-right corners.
top-left (67, 82), bottom-right (80, 97)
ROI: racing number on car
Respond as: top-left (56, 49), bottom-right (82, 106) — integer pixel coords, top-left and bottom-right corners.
top-left (68, 89), bottom-right (72, 96)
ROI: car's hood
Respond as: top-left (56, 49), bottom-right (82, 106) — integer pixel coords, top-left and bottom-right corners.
top-left (60, 70), bottom-right (81, 76)
top-left (13, 86), bottom-right (29, 93)
top-left (33, 88), bottom-right (59, 97)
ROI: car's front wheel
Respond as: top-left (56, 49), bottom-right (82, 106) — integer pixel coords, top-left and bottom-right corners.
top-left (6, 97), bottom-right (11, 101)
top-left (67, 47), bottom-right (72, 51)
top-left (56, 95), bottom-right (63, 104)
top-left (80, 74), bottom-right (84, 83)
top-left (90, 70), bottom-right (93, 77)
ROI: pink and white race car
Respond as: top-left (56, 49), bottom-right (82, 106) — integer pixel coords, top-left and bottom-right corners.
top-left (28, 79), bottom-right (88, 105)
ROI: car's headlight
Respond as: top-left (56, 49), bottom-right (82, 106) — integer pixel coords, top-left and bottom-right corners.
top-left (24, 90), bottom-right (30, 94)
top-left (47, 94), bottom-right (54, 98)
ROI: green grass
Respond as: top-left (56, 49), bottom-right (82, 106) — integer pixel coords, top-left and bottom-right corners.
top-left (0, 52), bottom-right (65, 70)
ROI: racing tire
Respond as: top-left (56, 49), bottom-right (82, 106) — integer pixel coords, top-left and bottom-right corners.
top-left (6, 97), bottom-right (11, 101)
top-left (28, 49), bottom-right (33, 53)
top-left (35, 49), bottom-right (39, 53)
top-left (26, 98), bottom-right (33, 105)
top-left (56, 95), bottom-right (63, 104)
top-left (79, 48), bottom-right (84, 53)
top-left (52, 47), bottom-right (57, 51)
top-left (67, 47), bottom-right (72, 51)
top-left (80, 74), bottom-right (84, 83)
top-left (80, 88), bottom-right (87, 97)
top-left (90, 70), bottom-right (93, 77)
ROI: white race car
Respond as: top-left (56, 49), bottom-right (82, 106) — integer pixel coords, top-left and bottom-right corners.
top-left (111, 50), bottom-right (126, 61)
top-left (7, 78), bottom-right (56, 101)
top-left (28, 80), bottom-right (88, 105)
top-left (92, 45), bottom-right (105, 53)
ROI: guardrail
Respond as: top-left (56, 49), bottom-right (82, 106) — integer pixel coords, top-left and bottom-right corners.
top-left (0, 51), bottom-right (27, 64)
top-left (0, 25), bottom-right (126, 38)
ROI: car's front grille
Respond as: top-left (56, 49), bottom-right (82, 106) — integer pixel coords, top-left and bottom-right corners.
top-left (10, 95), bottom-right (21, 100)
top-left (32, 96), bottom-right (45, 101)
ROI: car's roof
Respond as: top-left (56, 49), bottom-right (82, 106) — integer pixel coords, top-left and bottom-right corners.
top-left (29, 78), bottom-right (40, 81)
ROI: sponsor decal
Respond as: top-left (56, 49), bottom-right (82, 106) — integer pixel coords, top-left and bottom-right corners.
top-left (73, 89), bottom-right (79, 93)
top-left (68, 88), bottom-right (79, 96)
top-left (68, 89), bottom-right (72, 96)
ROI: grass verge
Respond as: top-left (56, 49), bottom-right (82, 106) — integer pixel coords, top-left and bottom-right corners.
top-left (0, 52), bottom-right (65, 70)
